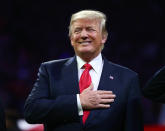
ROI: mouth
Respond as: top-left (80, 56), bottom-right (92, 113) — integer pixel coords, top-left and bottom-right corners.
top-left (78, 41), bottom-right (92, 45)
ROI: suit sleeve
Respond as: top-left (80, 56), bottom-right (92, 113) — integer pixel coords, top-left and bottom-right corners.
top-left (124, 74), bottom-right (144, 131)
top-left (142, 66), bottom-right (165, 103)
top-left (24, 63), bottom-right (80, 124)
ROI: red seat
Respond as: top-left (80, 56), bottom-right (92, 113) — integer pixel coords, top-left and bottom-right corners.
top-left (24, 125), bottom-right (44, 131)
top-left (144, 125), bottom-right (165, 131)
top-left (24, 124), bottom-right (165, 131)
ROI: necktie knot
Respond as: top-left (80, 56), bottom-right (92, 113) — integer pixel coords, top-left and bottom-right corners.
top-left (83, 63), bottom-right (92, 70)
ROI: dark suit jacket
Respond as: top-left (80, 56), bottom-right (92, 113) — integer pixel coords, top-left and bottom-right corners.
top-left (24, 56), bottom-right (143, 131)
top-left (143, 66), bottom-right (165, 103)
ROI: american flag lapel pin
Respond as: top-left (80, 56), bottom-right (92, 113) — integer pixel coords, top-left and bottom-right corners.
top-left (109, 75), bottom-right (114, 80)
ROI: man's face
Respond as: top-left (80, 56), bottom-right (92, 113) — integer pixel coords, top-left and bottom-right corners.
top-left (70, 18), bottom-right (107, 59)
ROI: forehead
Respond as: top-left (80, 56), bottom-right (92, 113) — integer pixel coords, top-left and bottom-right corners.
top-left (72, 18), bottom-right (100, 28)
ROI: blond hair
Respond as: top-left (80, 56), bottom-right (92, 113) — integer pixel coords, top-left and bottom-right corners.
top-left (68, 10), bottom-right (108, 38)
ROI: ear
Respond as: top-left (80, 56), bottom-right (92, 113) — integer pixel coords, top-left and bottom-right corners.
top-left (101, 34), bottom-right (107, 44)
top-left (70, 36), bottom-right (74, 46)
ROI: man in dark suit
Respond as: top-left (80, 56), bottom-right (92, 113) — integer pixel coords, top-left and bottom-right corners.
top-left (143, 66), bottom-right (165, 103)
top-left (24, 10), bottom-right (143, 131)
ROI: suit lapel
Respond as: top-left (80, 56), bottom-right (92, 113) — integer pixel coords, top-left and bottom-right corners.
top-left (85, 56), bottom-right (116, 126)
top-left (98, 57), bottom-right (115, 91)
top-left (62, 57), bottom-right (84, 125)
top-left (61, 56), bottom-right (80, 94)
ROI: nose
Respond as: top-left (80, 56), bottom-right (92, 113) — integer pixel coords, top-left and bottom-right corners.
top-left (80, 29), bottom-right (88, 39)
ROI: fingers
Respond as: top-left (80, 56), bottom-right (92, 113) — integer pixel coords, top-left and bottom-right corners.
top-left (98, 104), bottom-right (110, 108)
top-left (100, 98), bottom-right (114, 104)
top-left (95, 90), bottom-right (116, 99)
top-left (80, 87), bottom-right (116, 110)
top-left (100, 94), bottom-right (116, 99)
top-left (96, 99), bottom-right (114, 109)
top-left (95, 90), bottom-right (115, 108)
top-left (97, 90), bottom-right (113, 95)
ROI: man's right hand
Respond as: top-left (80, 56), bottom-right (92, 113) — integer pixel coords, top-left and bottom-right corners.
top-left (79, 84), bottom-right (116, 110)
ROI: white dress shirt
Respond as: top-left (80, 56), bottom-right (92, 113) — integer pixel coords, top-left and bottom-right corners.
top-left (76, 53), bottom-right (104, 115)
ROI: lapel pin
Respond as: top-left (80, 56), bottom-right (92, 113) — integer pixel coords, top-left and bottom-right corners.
top-left (109, 75), bottom-right (114, 80)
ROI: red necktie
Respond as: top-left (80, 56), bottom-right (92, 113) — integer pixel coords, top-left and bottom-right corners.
top-left (79, 63), bottom-right (92, 124)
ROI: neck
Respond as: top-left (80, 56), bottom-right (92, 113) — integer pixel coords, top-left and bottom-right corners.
top-left (78, 52), bottom-right (100, 63)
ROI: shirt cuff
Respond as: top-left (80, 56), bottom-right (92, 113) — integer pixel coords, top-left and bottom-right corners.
top-left (77, 94), bottom-right (83, 116)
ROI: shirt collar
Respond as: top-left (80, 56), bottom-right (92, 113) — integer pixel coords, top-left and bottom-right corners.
top-left (76, 53), bottom-right (103, 74)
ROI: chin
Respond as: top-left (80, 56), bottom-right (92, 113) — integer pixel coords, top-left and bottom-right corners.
top-left (79, 49), bottom-right (93, 54)
top-left (79, 47), bottom-right (94, 52)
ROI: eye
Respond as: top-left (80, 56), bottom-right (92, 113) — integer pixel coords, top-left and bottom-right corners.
top-left (87, 27), bottom-right (96, 32)
top-left (74, 28), bottom-right (82, 34)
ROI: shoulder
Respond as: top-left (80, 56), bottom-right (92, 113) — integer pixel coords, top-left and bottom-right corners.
top-left (41, 57), bottom-right (74, 68)
top-left (104, 57), bottom-right (138, 78)
top-left (111, 62), bottom-right (137, 74)
top-left (154, 66), bottom-right (165, 77)
top-left (37, 57), bottom-right (75, 74)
